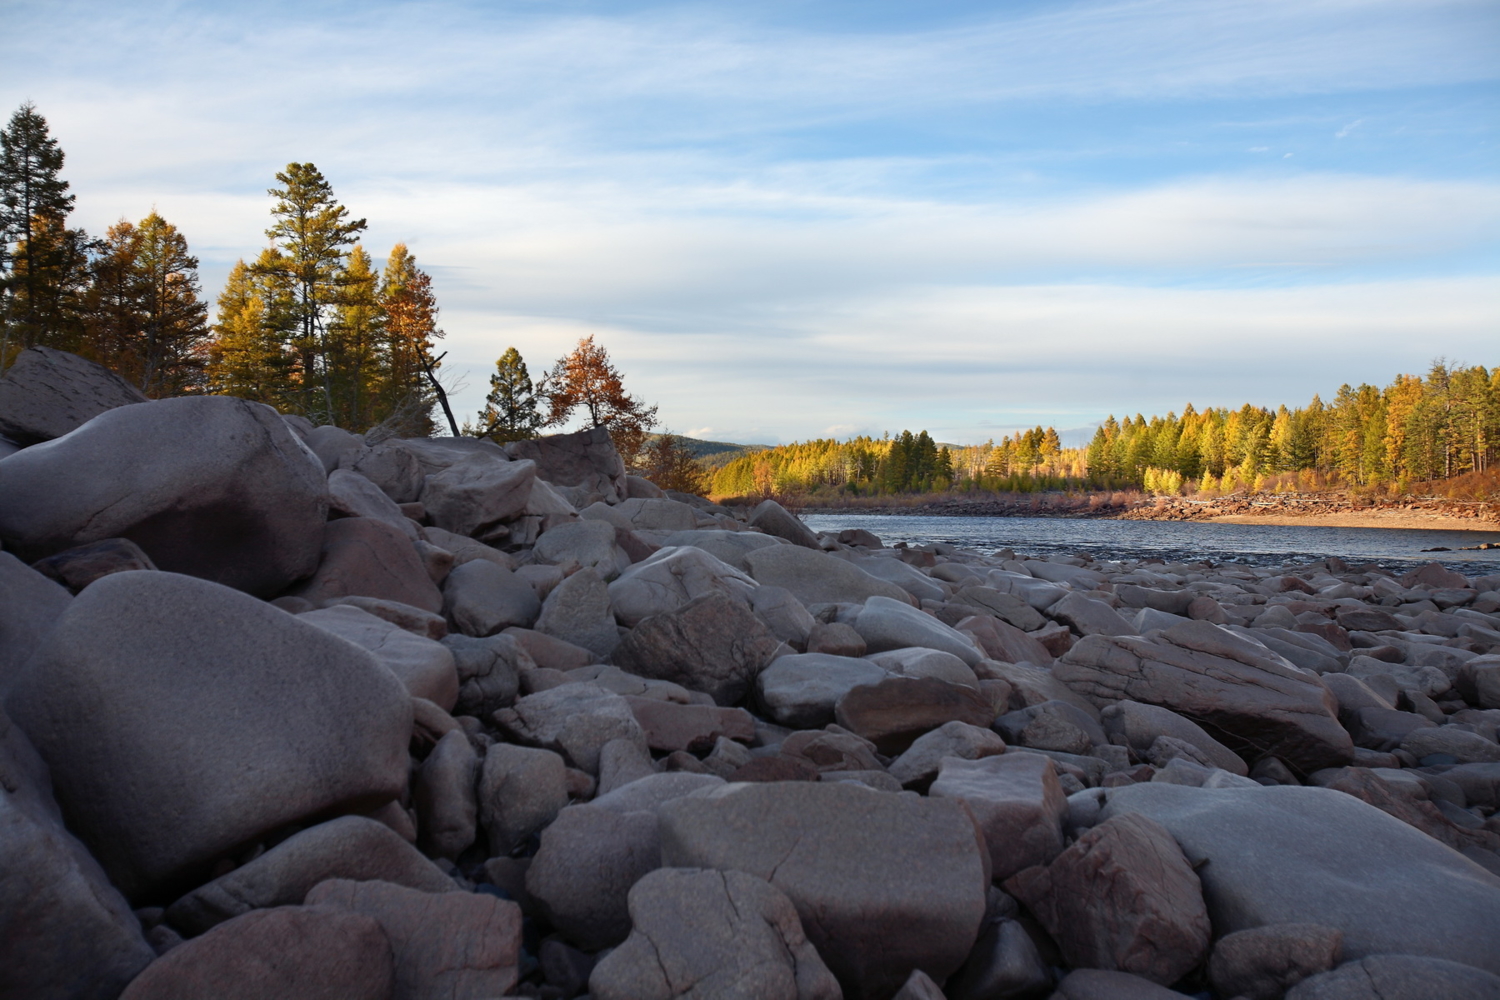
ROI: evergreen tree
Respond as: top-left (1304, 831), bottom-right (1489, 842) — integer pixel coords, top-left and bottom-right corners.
top-left (205, 256), bottom-right (293, 404)
top-left (475, 346), bottom-right (542, 442)
top-left (326, 244), bottom-right (384, 428)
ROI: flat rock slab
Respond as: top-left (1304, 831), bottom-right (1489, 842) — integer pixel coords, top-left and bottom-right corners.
top-left (0, 395), bottom-right (327, 597)
top-left (1100, 782), bottom-right (1500, 975)
top-left (625, 696), bottom-right (756, 753)
top-left (658, 780), bottom-right (988, 1000)
top-left (1055, 621), bottom-right (1352, 773)
top-left (833, 674), bottom-right (994, 755)
top-left (930, 752), bottom-right (1067, 882)
top-left (744, 544), bottom-right (913, 606)
top-left (5, 572), bottom-right (413, 902)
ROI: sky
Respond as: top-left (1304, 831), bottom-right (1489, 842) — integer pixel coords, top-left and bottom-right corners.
top-left (3, 0), bottom-right (1497, 445)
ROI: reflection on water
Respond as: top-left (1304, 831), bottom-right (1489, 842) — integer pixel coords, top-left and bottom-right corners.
top-left (800, 514), bottom-right (1500, 571)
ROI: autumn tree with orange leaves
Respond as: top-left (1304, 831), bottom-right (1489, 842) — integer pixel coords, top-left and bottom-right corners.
top-left (541, 336), bottom-right (658, 467)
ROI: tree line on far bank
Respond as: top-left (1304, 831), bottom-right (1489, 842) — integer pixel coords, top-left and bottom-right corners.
top-left (0, 102), bottom-right (704, 488)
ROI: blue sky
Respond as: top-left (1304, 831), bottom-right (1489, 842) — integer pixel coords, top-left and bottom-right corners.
top-left (4, 0), bottom-right (1497, 444)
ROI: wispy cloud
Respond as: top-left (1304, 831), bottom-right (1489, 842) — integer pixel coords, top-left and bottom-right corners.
top-left (1336, 118), bottom-right (1366, 138)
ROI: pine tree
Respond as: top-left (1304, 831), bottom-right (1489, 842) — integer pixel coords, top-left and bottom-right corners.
top-left (475, 346), bottom-right (542, 442)
top-left (541, 336), bottom-right (658, 466)
top-left (326, 245), bottom-right (384, 428)
top-left (205, 257), bottom-right (293, 405)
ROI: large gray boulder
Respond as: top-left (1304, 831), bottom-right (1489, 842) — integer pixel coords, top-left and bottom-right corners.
top-left (534, 567), bottom-right (620, 657)
top-left (299, 604), bottom-right (458, 709)
top-left (4, 571), bottom-right (413, 901)
top-left (442, 559), bottom-right (540, 636)
top-left (164, 815), bottom-right (456, 935)
top-left (0, 705), bottom-right (154, 1000)
top-left (1055, 621), bottom-right (1352, 773)
top-left (1100, 782), bottom-right (1500, 975)
top-left (506, 426), bottom-right (628, 503)
top-left (1285, 954), bottom-right (1500, 1000)
top-left (612, 592), bottom-right (782, 705)
top-left (1049, 592), bottom-right (1139, 637)
top-left (748, 499), bottom-right (821, 549)
top-left (852, 555), bottom-right (946, 602)
top-left (756, 652), bottom-right (889, 729)
top-left (930, 752), bottom-right (1068, 882)
top-left (0, 396), bottom-right (327, 597)
top-left (478, 742), bottom-right (569, 855)
top-left (339, 440), bottom-right (425, 503)
top-left (535, 519), bottom-right (624, 577)
top-left (658, 781), bottom-right (989, 999)
top-left (493, 682), bottom-right (648, 774)
top-left (292, 516), bottom-right (445, 613)
top-left (0, 552), bottom-right (71, 694)
top-left (854, 596), bottom-right (983, 666)
top-left (420, 456), bottom-right (536, 541)
top-left (590, 868), bottom-right (842, 1000)
top-left (659, 529), bottom-right (784, 572)
top-left (1100, 700), bottom-right (1248, 776)
top-left (526, 804), bottom-right (663, 950)
top-left (744, 544), bottom-right (913, 606)
top-left (327, 468), bottom-right (418, 539)
top-left (0, 345), bottom-right (146, 445)
top-left (607, 546), bottom-right (758, 627)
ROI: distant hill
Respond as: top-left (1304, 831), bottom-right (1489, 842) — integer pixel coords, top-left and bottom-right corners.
top-left (650, 434), bottom-right (770, 470)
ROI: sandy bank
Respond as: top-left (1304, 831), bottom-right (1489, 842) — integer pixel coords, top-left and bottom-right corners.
top-left (1203, 510), bottom-right (1500, 533)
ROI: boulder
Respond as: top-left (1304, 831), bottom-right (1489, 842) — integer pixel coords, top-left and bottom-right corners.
top-left (833, 675), bottom-right (994, 754)
top-left (306, 878), bottom-right (523, 1000)
top-left (327, 595), bottom-right (447, 640)
top-left (0, 345), bottom-right (147, 445)
top-left (29, 536), bottom-right (157, 593)
top-left (0, 705), bottom-right (155, 1000)
top-left (163, 815), bottom-right (456, 935)
top-left (888, 720), bottom-right (1007, 790)
top-left (533, 567), bottom-right (620, 657)
top-left (590, 868), bottom-right (842, 1000)
top-left (1399, 561), bottom-right (1471, 591)
top-left (615, 497), bottom-right (700, 533)
top-left (866, 646), bottom-right (979, 687)
top-left (303, 423), bottom-right (364, 473)
top-left (420, 525), bottom-right (513, 570)
top-left (751, 584), bottom-right (818, 647)
top-left (953, 585), bottom-right (1048, 631)
top-left (328, 468), bottom-right (419, 539)
top-left (0, 396), bottom-right (327, 597)
top-left (608, 546), bottom-right (758, 627)
top-left (441, 559), bottom-right (540, 636)
top-left (506, 426), bottom-right (627, 503)
top-left (658, 781), bottom-right (989, 999)
top-left (526, 804), bottom-right (662, 950)
top-left (1005, 812), bottom-right (1211, 986)
top-left (119, 905), bottom-right (395, 1000)
top-left (625, 697), bottom-right (756, 752)
top-left (994, 700), bottom-right (1106, 755)
top-left (854, 596), bottom-right (983, 665)
top-left (291, 517), bottom-right (444, 614)
top-left (413, 730), bottom-right (478, 860)
top-left (748, 499), bottom-right (821, 548)
top-left (857, 557), bottom-right (947, 603)
top-left (1286, 954), bottom-right (1500, 1000)
top-left (944, 913), bottom-right (1053, 1000)
top-left (419, 456), bottom-right (536, 541)
top-left (1400, 725), bottom-right (1500, 764)
top-left (930, 752), bottom-right (1067, 881)
top-left (744, 544), bottom-right (912, 606)
top-left (5, 572), bottom-right (412, 902)
top-left (1048, 969), bottom-right (1188, 1000)
top-left (1054, 621), bottom-right (1352, 773)
top-left (299, 604), bottom-right (458, 709)
top-left (445, 633), bottom-right (528, 716)
top-left (1099, 700), bottom-right (1248, 776)
top-left (493, 682), bottom-right (647, 774)
top-left (756, 653), bottom-right (889, 729)
top-left (807, 620), bottom-right (867, 656)
top-left (1099, 782), bottom-right (1500, 974)
top-left (659, 528), bottom-right (784, 571)
top-left (957, 614), bottom-right (1054, 665)
top-left (1209, 923), bottom-right (1344, 1000)
top-left (0, 551), bottom-right (71, 693)
top-left (535, 519), bottom-right (622, 577)
top-left (612, 592), bottom-right (782, 705)
top-left (478, 742), bottom-right (569, 855)
top-left (591, 771), bottom-right (727, 815)
top-left (339, 440), bottom-right (426, 503)
top-left (1049, 592), bottom-right (1139, 637)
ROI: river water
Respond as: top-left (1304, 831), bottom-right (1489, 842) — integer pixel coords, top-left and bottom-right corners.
top-left (800, 514), bottom-right (1500, 572)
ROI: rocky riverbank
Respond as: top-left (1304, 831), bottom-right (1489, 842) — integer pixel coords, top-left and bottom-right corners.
top-left (3, 346), bottom-right (1500, 1000)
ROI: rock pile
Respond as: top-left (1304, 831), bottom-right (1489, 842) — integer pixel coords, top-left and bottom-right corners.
top-left (2, 347), bottom-right (1500, 1000)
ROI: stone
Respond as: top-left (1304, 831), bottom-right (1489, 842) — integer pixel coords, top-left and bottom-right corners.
top-left (866, 645), bottom-right (979, 687)
top-left (493, 682), bottom-right (647, 774)
top-left (625, 696), bottom-right (756, 752)
top-left (306, 878), bottom-right (523, 1000)
top-left (807, 620), bottom-right (868, 656)
top-left (834, 675), bottom-right (995, 754)
top-left (328, 468), bottom-right (419, 539)
top-left (744, 544), bottom-right (913, 606)
top-left (441, 559), bottom-right (540, 637)
top-left (163, 816), bottom-right (456, 934)
top-left (1050, 592), bottom-right (1139, 637)
top-left (6, 572), bottom-right (412, 902)
top-left (0, 705), bottom-right (154, 1000)
top-left (339, 441), bottom-right (426, 503)
top-left (1005, 812), bottom-right (1211, 986)
top-left (506, 426), bottom-right (627, 503)
top-left (660, 528), bottom-right (784, 571)
top-left (958, 614), bottom-right (1055, 665)
top-left (1099, 782), bottom-right (1500, 974)
top-left (326, 595), bottom-right (447, 639)
top-left (855, 596), bottom-right (983, 665)
top-left (1399, 561), bottom-right (1471, 591)
top-left (503, 626), bottom-right (594, 670)
top-left (1402, 725), bottom-right (1500, 764)
top-left (478, 742), bottom-right (569, 855)
top-left (658, 781), bottom-right (989, 999)
top-left (1055, 621), bottom-right (1352, 773)
top-left (599, 737), bottom-right (658, 794)
top-left (1116, 584), bottom-right (1197, 615)
top-left (756, 653), bottom-right (889, 729)
top-left (0, 551), bottom-right (71, 693)
top-left (779, 727), bottom-right (883, 772)
top-left (420, 525), bottom-right (513, 570)
top-left (303, 423), bottom-right (364, 472)
top-left (591, 771), bottom-right (726, 815)
top-left (413, 730), bottom-right (479, 860)
top-left (853, 556), bottom-right (947, 602)
top-left (0, 396), bottom-right (326, 597)
top-left (0, 345), bottom-right (147, 445)
top-left (1100, 700), bottom-right (1248, 776)
top-left (1049, 968), bottom-right (1188, 1000)
top-left (420, 456), bottom-right (536, 541)
top-left (888, 720), bottom-right (1007, 789)
top-left (751, 584), bottom-right (818, 647)
top-left (615, 497), bottom-right (700, 533)
top-left (29, 536), bottom-right (157, 593)
top-left (526, 804), bottom-right (662, 950)
top-left (748, 498), bottom-right (821, 548)
top-left (945, 917), bottom-right (1052, 1000)
top-left (608, 545), bottom-right (757, 627)
top-left (590, 867), bottom-right (842, 1000)
top-left (994, 700), bottom-right (1105, 755)
top-left (611, 592), bottom-right (781, 705)
top-left (1209, 923), bottom-right (1344, 1000)
top-left (954, 585), bottom-right (1048, 631)
top-left (445, 633), bottom-right (527, 716)
top-left (1286, 954), bottom-right (1500, 1000)
top-left (299, 604), bottom-right (458, 709)
top-left (534, 567), bottom-right (620, 657)
top-left (930, 752), bottom-right (1068, 881)
top-left (535, 518), bottom-right (623, 577)
top-left (890, 969), bottom-right (946, 1000)
top-left (1459, 657), bottom-right (1500, 709)
top-left (292, 517), bottom-right (444, 613)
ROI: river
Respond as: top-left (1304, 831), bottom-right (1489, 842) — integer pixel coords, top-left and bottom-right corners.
top-left (800, 514), bottom-right (1500, 572)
